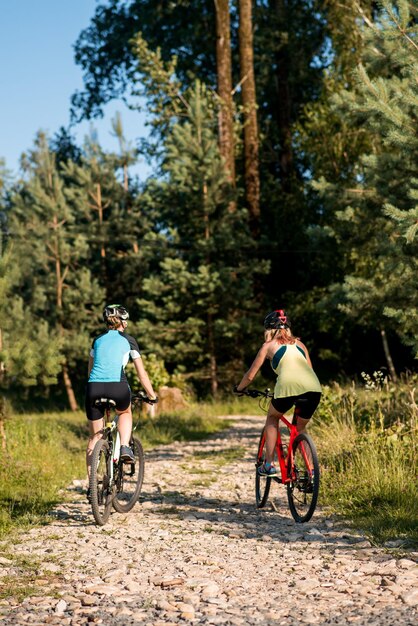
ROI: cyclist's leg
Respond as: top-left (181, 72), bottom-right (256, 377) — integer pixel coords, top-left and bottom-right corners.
top-left (104, 382), bottom-right (132, 447)
top-left (265, 397), bottom-right (293, 462)
top-left (264, 403), bottom-right (281, 463)
top-left (293, 392), bottom-right (321, 433)
top-left (85, 383), bottom-right (105, 476)
top-left (117, 404), bottom-right (133, 447)
top-left (294, 415), bottom-right (310, 433)
top-left (86, 418), bottom-right (104, 476)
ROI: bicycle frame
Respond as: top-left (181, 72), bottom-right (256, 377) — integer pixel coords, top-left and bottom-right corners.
top-left (103, 411), bottom-right (121, 484)
top-left (247, 388), bottom-right (320, 521)
top-left (98, 392), bottom-right (152, 484)
top-left (258, 414), bottom-right (314, 484)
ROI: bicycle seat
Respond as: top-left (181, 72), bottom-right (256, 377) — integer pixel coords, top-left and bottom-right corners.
top-left (94, 397), bottom-right (117, 410)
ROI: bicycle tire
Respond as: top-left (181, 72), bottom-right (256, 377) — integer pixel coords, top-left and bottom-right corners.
top-left (112, 437), bottom-right (145, 513)
top-left (255, 430), bottom-right (271, 508)
top-left (286, 433), bottom-right (319, 523)
top-left (90, 438), bottom-right (113, 526)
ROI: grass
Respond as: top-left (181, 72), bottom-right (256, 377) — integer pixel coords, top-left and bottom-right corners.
top-left (0, 552), bottom-right (62, 603)
top-left (0, 404), bottom-right (231, 539)
top-left (0, 411), bottom-right (87, 540)
top-left (0, 376), bottom-right (416, 549)
top-left (312, 374), bottom-right (418, 548)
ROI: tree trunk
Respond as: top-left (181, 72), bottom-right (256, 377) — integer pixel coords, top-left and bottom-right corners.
top-left (0, 395), bottom-right (7, 451)
top-left (203, 181), bottom-right (218, 396)
top-left (62, 361), bottom-right (79, 411)
top-left (96, 183), bottom-right (106, 260)
top-left (52, 216), bottom-right (64, 309)
top-left (381, 329), bottom-right (397, 382)
top-left (89, 183), bottom-right (109, 263)
top-left (272, 0), bottom-right (293, 192)
top-left (214, 0), bottom-right (236, 190)
top-left (238, 0), bottom-right (260, 237)
top-left (207, 313), bottom-right (218, 397)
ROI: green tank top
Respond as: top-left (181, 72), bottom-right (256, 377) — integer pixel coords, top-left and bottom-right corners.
top-left (271, 343), bottom-right (322, 398)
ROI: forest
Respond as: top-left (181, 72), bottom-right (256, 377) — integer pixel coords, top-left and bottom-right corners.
top-left (0, 0), bottom-right (417, 410)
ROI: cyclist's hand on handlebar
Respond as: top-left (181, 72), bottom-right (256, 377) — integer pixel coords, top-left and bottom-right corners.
top-left (233, 384), bottom-right (245, 395)
top-left (134, 390), bottom-right (158, 404)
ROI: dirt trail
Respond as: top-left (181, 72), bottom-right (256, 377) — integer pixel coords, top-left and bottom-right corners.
top-left (0, 415), bottom-right (417, 625)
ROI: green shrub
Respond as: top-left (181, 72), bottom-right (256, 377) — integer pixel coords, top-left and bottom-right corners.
top-left (313, 374), bottom-right (418, 547)
top-left (0, 406), bottom-right (230, 538)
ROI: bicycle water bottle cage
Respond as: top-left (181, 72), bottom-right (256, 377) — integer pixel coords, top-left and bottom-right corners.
top-left (94, 398), bottom-right (117, 410)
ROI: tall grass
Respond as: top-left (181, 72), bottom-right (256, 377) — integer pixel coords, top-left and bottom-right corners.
top-left (0, 412), bottom-right (87, 538)
top-left (1, 379), bottom-right (416, 546)
top-left (312, 374), bottom-right (418, 547)
top-left (0, 403), bottom-right (233, 538)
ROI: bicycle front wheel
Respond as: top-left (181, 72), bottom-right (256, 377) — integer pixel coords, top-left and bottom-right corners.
top-left (255, 429), bottom-right (271, 508)
top-left (113, 437), bottom-right (145, 513)
top-left (287, 433), bottom-right (319, 523)
top-left (90, 439), bottom-right (113, 526)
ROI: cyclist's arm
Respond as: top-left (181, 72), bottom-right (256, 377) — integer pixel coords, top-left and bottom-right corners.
top-left (236, 344), bottom-right (268, 391)
top-left (88, 355), bottom-right (94, 377)
top-left (297, 340), bottom-right (313, 368)
top-left (133, 357), bottom-right (157, 400)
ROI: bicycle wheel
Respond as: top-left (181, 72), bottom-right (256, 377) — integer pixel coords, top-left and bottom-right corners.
top-left (255, 430), bottom-right (271, 508)
top-left (287, 433), bottom-right (319, 523)
top-left (112, 437), bottom-right (145, 513)
top-left (90, 439), bottom-right (113, 526)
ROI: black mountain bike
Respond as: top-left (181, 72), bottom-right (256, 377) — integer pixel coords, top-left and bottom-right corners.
top-left (89, 391), bottom-right (154, 526)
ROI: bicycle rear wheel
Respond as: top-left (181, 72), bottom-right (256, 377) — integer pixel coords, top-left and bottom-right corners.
top-left (255, 430), bottom-right (272, 508)
top-left (90, 439), bottom-right (113, 525)
top-left (113, 437), bottom-right (145, 513)
top-left (287, 433), bottom-right (319, 523)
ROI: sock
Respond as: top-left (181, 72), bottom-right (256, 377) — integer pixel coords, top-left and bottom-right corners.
top-left (265, 461), bottom-right (271, 469)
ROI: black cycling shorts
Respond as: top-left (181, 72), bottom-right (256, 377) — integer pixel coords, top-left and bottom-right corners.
top-left (85, 382), bottom-right (131, 421)
top-left (271, 391), bottom-right (321, 420)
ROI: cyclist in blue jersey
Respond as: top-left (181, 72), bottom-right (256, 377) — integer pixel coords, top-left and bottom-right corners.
top-left (85, 304), bottom-right (157, 481)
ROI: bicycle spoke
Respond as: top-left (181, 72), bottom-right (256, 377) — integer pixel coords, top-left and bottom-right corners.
top-left (90, 439), bottom-right (112, 525)
top-left (287, 433), bottom-right (319, 523)
top-left (255, 430), bottom-right (277, 508)
top-left (113, 437), bottom-right (145, 513)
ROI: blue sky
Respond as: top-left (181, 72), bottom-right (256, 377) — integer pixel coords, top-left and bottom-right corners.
top-left (0, 0), bottom-right (149, 178)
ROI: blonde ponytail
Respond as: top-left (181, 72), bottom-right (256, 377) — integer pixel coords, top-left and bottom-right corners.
top-left (264, 327), bottom-right (298, 345)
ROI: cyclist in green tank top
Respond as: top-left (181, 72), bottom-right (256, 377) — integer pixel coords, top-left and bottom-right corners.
top-left (234, 309), bottom-right (322, 477)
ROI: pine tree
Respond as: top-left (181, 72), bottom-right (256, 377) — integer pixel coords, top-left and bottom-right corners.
top-left (238, 0), bottom-right (260, 236)
top-left (136, 81), bottom-right (268, 395)
top-left (214, 0), bottom-right (236, 188)
top-left (8, 133), bottom-right (105, 408)
top-left (314, 0), bottom-right (418, 357)
top-left (63, 127), bottom-right (155, 309)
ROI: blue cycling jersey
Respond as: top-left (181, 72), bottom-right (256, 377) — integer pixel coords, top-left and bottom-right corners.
top-left (88, 330), bottom-right (141, 383)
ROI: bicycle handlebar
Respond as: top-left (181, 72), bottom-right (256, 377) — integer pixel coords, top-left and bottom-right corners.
top-left (233, 387), bottom-right (273, 399)
top-left (132, 391), bottom-right (159, 405)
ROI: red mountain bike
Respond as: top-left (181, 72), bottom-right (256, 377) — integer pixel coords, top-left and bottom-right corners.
top-left (240, 388), bottom-right (320, 523)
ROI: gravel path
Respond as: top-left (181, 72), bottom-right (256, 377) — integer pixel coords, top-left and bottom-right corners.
top-left (1, 415), bottom-right (417, 625)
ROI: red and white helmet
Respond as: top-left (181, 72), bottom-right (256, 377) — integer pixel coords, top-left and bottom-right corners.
top-left (263, 309), bottom-right (290, 330)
